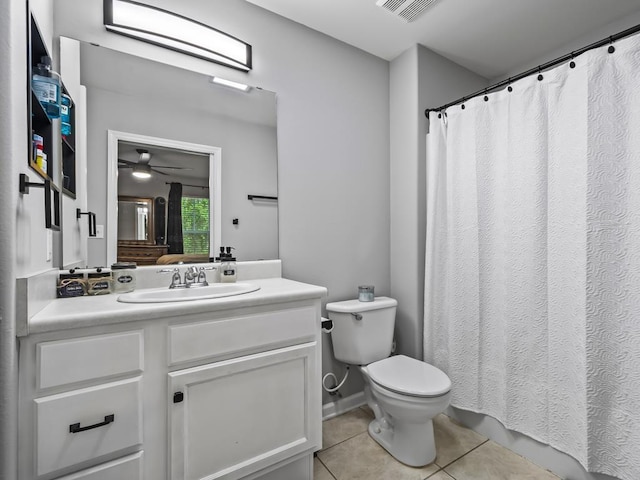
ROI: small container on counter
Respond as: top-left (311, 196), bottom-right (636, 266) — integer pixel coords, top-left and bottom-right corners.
top-left (57, 271), bottom-right (86, 298)
top-left (86, 268), bottom-right (112, 295)
top-left (358, 285), bottom-right (375, 302)
top-left (111, 262), bottom-right (137, 293)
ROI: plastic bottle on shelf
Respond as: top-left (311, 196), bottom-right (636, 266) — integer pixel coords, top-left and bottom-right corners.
top-left (32, 56), bottom-right (61, 119)
top-left (61, 93), bottom-right (72, 137)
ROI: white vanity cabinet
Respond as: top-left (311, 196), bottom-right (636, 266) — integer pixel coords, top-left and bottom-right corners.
top-left (167, 306), bottom-right (320, 480)
top-left (18, 330), bottom-right (146, 480)
top-left (18, 281), bottom-right (324, 480)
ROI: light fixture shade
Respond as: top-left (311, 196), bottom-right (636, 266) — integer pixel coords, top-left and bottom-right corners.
top-left (211, 77), bottom-right (251, 92)
top-left (103, 0), bottom-right (252, 71)
top-left (132, 165), bottom-right (152, 179)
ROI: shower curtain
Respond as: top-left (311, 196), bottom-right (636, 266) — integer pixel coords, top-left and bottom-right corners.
top-left (424, 34), bottom-right (640, 480)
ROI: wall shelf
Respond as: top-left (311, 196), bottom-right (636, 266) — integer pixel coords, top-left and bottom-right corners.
top-left (61, 84), bottom-right (77, 198)
top-left (28, 15), bottom-right (55, 182)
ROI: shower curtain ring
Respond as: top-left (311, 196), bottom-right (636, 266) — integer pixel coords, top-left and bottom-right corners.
top-left (508, 78), bottom-right (513, 92)
top-left (608, 36), bottom-right (616, 54)
top-left (537, 66), bottom-right (544, 81)
top-left (484, 89), bottom-right (489, 102)
top-left (570, 52), bottom-right (576, 69)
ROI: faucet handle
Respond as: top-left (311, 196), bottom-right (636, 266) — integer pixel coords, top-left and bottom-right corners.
top-left (196, 266), bottom-right (216, 285)
top-left (157, 268), bottom-right (179, 274)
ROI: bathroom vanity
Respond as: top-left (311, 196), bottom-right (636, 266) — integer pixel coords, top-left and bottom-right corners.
top-left (17, 267), bottom-right (326, 480)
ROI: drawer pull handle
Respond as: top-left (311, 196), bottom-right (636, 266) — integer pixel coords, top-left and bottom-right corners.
top-left (69, 414), bottom-right (115, 433)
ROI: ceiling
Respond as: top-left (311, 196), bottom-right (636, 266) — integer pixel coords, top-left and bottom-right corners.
top-left (118, 142), bottom-right (209, 183)
top-left (246, 0), bottom-right (640, 79)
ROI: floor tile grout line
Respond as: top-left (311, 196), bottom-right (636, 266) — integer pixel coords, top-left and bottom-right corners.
top-left (438, 438), bottom-right (491, 471)
top-left (316, 455), bottom-right (338, 480)
top-left (320, 428), bottom-right (370, 452)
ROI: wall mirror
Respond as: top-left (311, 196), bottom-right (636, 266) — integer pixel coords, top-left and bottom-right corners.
top-left (78, 41), bottom-right (279, 266)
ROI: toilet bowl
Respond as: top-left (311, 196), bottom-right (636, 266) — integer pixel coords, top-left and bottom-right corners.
top-left (360, 355), bottom-right (451, 466)
top-left (326, 297), bottom-right (452, 467)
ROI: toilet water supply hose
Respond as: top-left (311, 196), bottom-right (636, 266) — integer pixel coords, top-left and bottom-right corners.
top-left (323, 366), bottom-right (350, 394)
top-left (321, 317), bottom-right (350, 394)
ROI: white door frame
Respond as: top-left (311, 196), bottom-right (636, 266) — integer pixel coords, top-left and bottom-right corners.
top-left (106, 130), bottom-right (222, 265)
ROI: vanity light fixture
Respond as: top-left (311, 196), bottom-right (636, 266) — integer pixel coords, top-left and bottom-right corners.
top-left (210, 77), bottom-right (251, 92)
top-left (103, 0), bottom-right (252, 71)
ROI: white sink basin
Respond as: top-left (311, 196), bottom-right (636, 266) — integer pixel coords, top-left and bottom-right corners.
top-left (117, 283), bottom-right (260, 303)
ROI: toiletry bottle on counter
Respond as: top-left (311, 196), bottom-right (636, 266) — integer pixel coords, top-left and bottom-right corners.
top-left (57, 270), bottom-right (86, 298)
top-left (111, 262), bottom-right (137, 293)
top-left (86, 268), bottom-right (112, 295)
top-left (219, 246), bottom-right (237, 283)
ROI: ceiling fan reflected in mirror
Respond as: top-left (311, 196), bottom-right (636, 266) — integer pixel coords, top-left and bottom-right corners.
top-left (118, 149), bottom-right (192, 179)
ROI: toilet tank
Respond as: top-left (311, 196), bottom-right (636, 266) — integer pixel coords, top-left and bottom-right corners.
top-left (326, 297), bottom-right (397, 365)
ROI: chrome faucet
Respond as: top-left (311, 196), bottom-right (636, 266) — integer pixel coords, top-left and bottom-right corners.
top-left (157, 268), bottom-right (184, 288)
top-left (170, 268), bottom-right (183, 289)
top-left (184, 266), bottom-right (199, 286)
top-left (186, 266), bottom-right (216, 287)
top-left (158, 266), bottom-right (216, 289)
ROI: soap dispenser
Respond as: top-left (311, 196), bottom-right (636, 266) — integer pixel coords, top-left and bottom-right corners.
top-left (219, 246), bottom-right (237, 283)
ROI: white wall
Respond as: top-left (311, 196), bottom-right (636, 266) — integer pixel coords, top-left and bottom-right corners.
top-left (15, 0), bottom-right (60, 276)
top-left (492, 10), bottom-right (640, 83)
top-left (390, 45), bottom-right (488, 358)
top-left (53, 0), bottom-right (390, 403)
top-left (1, 1), bottom-right (28, 477)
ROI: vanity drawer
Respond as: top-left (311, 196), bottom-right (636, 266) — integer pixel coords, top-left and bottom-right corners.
top-left (54, 452), bottom-right (143, 480)
top-left (169, 306), bottom-right (316, 366)
top-left (37, 331), bottom-right (144, 390)
top-left (35, 377), bottom-right (143, 476)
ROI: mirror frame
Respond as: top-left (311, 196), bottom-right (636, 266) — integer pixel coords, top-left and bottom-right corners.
top-left (107, 130), bottom-right (222, 265)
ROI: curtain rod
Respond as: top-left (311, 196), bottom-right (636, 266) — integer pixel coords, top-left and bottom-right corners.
top-left (425, 22), bottom-right (640, 117)
top-left (165, 182), bottom-right (208, 189)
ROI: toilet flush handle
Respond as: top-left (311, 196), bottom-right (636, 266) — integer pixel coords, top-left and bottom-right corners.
top-left (351, 313), bottom-right (363, 321)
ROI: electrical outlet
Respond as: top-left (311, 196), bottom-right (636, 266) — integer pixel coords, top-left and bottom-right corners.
top-left (94, 225), bottom-right (105, 239)
top-left (46, 230), bottom-right (53, 262)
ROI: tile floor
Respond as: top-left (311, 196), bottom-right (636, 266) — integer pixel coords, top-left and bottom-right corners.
top-left (315, 407), bottom-right (561, 480)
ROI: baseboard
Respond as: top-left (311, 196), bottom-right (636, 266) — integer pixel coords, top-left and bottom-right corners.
top-left (322, 391), bottom-right (366, 421)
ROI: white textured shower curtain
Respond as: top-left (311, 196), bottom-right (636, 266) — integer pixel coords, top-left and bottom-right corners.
top-left (425, 34), bottom-right (640, 480)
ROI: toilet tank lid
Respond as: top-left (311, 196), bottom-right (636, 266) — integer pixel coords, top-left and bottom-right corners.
top-left (326, 296), bottom-right (397, 313)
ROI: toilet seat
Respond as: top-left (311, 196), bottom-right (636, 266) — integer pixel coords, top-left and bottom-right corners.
top-left (367, 355), bottom-right (451, 398)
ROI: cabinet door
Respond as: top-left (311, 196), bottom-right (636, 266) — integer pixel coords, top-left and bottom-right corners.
top-left (169, 342), bottom-right (319, 480)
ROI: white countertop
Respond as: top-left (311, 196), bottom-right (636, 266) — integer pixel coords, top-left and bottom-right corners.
top-left (26, 277), bottom-right (327, 336)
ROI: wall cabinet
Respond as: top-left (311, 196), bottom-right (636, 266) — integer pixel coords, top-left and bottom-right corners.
top-left (18, 299), bottom-right (322, 480)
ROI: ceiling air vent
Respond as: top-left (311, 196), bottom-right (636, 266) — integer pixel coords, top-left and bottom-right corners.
top-left (376, 0), bottom-right (439, 22)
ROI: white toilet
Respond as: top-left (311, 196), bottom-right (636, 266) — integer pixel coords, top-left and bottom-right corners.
top-left (326, 297), bottom-right (451, 467)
